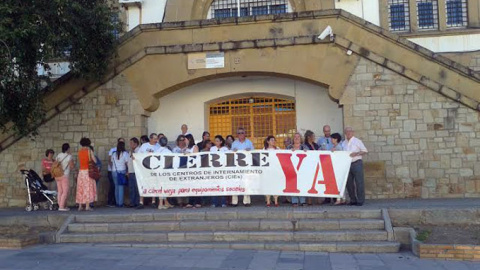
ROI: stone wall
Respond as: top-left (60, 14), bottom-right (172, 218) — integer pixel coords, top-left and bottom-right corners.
top-left (342, 58), bottom-right (480, 199)
top-left (441, 51), bottom-right (480, 72)
top-left (470, 53), bottom-right (480, 72)
top-left (0, 74), bottom-right (148, 207)
top-left (1, 57), bottom-right (479, 207)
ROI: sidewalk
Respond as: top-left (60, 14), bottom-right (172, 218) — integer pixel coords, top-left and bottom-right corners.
top-left (1, 198), bottom-right (479, 218)
top-left (0, 244), bottom-right (478, 270)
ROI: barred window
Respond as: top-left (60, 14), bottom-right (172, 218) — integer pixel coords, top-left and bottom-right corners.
top-left (446, 0), bottom-right (468, 27)
top-left (209, 97), bottom-right (296, 149)
top-left (417, 0), bottom-right (439, 30)
top-left (388, 0), bottom-right (410, 32)
top-left (209, 0), bottom-right (291, 19)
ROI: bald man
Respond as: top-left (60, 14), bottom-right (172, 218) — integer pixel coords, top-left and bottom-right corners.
top-left (341, 127), bottom-right (368, 206)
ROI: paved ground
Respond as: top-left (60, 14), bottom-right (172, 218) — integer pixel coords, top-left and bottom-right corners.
top-left (1, 198), bottom-right (480, 218)
top-left (0, 244), bottom-right (478, 270)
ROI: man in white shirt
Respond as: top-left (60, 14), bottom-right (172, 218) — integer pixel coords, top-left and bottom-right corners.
top-left (107, 137), bottom-right (124, 207)
top-left (231, 127), bottom-right (254, 206)
top-left (231, 127), bottom-right (254, 152)
top-left (128, 137), bottom-right (140, 208)
top-left (139, 133), bottom-right (160, 153)
top-left (155, 136), bottom-right (173, 154)
top-left (341, 127), bottom-right (368, 206)
top-left (180, 124), bottom-right (191, 136)
top-left (155, 136), bottom-right (174, 209)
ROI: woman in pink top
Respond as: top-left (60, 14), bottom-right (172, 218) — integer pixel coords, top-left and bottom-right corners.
top-left (42, 149), bottom-right (55, 188)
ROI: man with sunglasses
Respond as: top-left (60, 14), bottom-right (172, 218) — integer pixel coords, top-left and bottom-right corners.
top-left (230, 127), bottom-right (254, 206)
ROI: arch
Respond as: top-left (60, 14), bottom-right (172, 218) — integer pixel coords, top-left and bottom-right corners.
top-left (122, 43), bottom-right (358, 112)
top-left (146, 75), bottom-right (343, 149)
top-left (190, 0), bottom-right (306, 20)
top-left (205, 92), bottom-right (295, 105)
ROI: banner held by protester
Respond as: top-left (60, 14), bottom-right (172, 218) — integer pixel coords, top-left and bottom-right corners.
top-left (133, 150), bottom-right (352, 198)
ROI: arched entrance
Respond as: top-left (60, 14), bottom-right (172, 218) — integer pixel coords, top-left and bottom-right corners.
top-left (147, 76), bottom-right (344, 145)
top-left (209, 96), bottom-right (296, 149)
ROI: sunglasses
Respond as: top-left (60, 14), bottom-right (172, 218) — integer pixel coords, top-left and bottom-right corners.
top-left (237, 132), bottom-right (245, 134)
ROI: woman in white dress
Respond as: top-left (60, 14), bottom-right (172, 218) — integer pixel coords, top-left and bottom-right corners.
top-left (264, 136), bottom-right (280, 207)
top-left (210, 135), bottom-right (229, 207)
top-left (184, 134), bottom-right (201, 208)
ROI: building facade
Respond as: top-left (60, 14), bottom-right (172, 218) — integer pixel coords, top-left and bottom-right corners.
top-left (0, 0), bottom-right (479, 207)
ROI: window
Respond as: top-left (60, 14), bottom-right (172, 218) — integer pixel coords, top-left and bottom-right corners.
top-left (251, 6), bottom-right (269, 16)
top-left (270, 4), bottom-right (287, 14)
top-left (111, 13), bottom-right (120, 39)
top-left (388, 0), bottom-right (410, 31)
top-left (209, 0), bottom-right (290, 19)
top-left (417, 0), bottom-right (439, 30)
top-left (209, 97), bottom-right (296, 149)
top-left (446, 0), bottom-right (468, 27)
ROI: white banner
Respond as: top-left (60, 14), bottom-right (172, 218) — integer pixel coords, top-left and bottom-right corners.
top-left (133, 150), bottom-right (352, 198)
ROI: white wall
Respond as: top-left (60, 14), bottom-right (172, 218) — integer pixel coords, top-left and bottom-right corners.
top-left (408, 34), bottom-right (480, 53)
top-left (148, 76), bottom-right (344, 142)
top-left (335, 0), bottom-right (380, 26)
top-left (127, 6), bottom-right (141, 31)
top-left (123, 0), bottom-right (167, 30)
top-left (141, 0), bottom-right (167, 24)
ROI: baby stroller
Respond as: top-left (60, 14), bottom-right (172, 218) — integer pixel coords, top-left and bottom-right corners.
top-left (21, 169), bottom-right (58, 211)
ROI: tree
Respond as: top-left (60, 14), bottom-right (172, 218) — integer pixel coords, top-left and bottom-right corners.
top-left (0, 0), bottom-right (120, 136)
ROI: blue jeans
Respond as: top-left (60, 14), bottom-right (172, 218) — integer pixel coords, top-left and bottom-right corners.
top-left (211, 196), bottom-right (226, 206)
top-left (291, 197), bottom-right (306, 204)
top-left (112, 170), bottom-right (126, 207)
top-left (128, 173), bottom-right (140, 207)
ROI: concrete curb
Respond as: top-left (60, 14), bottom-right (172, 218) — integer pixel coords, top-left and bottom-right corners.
top-left (410, 229), bottom-right (420, 256)
top-left (382, 209), bottom-right (394, 241)
top-left (55, 215), bottom-right (74, 244)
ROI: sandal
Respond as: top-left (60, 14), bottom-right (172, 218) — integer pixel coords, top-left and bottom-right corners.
top-left (266, 204), bottom-right (271, 207)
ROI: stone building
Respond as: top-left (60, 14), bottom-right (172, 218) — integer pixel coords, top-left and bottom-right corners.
top-left (0, 0), bottom-right (479, 207)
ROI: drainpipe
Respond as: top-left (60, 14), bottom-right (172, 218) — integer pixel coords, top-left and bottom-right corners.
top-left (237, 0), bottom-right (241, 17)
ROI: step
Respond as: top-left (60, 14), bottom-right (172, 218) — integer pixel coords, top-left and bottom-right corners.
top-left (92, 241), bottom-right (401, 253)
top-left (74, 209), bottom-right (382, 223)
top-left (59, 230), bottom-right (388, 243)
top-left (67, 218), bottom-right (385, 233)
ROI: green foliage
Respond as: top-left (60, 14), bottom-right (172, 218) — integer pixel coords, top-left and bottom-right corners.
top-left (0, 0), bottom-right (121, 136)
top-left (416, 229), bottom-right (431, 242)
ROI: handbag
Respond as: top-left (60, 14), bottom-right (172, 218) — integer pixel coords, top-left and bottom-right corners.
top-left (43, 173), bottom-right (54, 183)
top-left (117, 171), bottom-right (128, 186)
top-left (51, 154), bottom-right (69, 178)
top-left (88, 150), bottom-right (101, 180)
top-left (113, 152), bottom-right (128, 186)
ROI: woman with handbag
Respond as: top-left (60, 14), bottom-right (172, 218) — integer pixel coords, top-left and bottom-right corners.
top-left (111, 141), bottom-right (129, 208)
top-left (76, 138), bottom-right (98, 211)
top-left (54, 143), bottom-right (74, 211)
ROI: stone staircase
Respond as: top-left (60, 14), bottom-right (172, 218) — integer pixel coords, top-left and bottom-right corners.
top-left (57, 208), bottom-right (400, 253)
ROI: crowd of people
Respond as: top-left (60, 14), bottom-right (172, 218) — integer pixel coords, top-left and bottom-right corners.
top-left (40, 124), bottom-right (368, 211)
